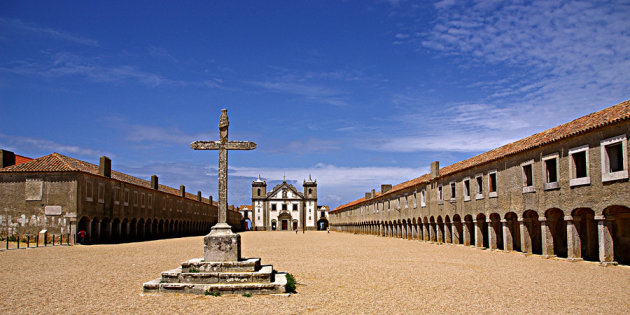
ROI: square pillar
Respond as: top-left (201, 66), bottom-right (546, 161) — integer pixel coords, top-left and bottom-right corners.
top-left (519, 218), bottom-right (532, 254)
top-left (487, 219), bottom-right (497, 250)
top-left (540, 218), bottom-right (555, 258)
top-left (596, 215), bottom-right (617, 265)
top-left (429, 224), bottom-right (435, 242)
top-left (463, 222), bottom-right (471, 246)
top-left (566, 216), bottom-right (582, 261)
top-left (437, 225), bottom-right (443, 244)
top-left (445, 223), bottom-right (452, 244)
top-left (502, 219), bottom-right (513, 252)
top-left (452, 223), bottom-right (460, 245)
top-left (474, 220), bottom-right (483, 248)
top-left (423, 223), bottom-right (429, 241)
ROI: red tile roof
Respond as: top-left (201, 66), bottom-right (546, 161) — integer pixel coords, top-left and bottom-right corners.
top-left (14, 154), bottom-right (33, 166)
top-left (333, 99), bottom-right (630, 212)
top-left (0, 152), bottom-right (224, 206)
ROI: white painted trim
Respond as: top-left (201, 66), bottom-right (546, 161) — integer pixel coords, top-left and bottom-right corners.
top-left (601, 134), bottom-right (628, 182)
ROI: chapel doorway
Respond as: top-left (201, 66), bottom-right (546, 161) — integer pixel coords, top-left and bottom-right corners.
top-left (282, 220), bottom-right (288, 230)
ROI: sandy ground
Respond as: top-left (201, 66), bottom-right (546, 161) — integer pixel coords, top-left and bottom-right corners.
top-left (0, 231), bottom-right (629, 314)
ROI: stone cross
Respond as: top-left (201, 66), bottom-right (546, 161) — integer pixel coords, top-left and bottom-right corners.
top-left (191, 109), bottom-right (257, 227)
top-left (191, 109), bottom-right (256, 262)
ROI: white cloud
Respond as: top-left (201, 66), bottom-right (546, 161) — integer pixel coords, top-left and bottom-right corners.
top-left (249, 80), bottom-right (349, 106)
top-left (0, 18), bottom-right (99, 47)
top-left (0, 133), bottom-right (111, 158)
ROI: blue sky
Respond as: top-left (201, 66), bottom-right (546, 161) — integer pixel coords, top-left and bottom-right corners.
top-left (1, 0), bottom-right (629, 209)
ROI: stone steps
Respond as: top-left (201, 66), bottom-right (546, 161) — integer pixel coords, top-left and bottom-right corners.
top-left (143, 272), bottom-right (287, 295)
top-left (142, 257), bottom-right (288, 295)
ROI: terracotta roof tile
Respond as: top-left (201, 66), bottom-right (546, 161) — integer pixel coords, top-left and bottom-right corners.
top-left (333, 99), bottom-right (630, 212)
top-left (0, 152), bottom-right (215, 204)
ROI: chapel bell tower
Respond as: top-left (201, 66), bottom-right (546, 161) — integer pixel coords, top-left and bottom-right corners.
top-left (252, 175), bottom-right (266, 199)
top-left (303, 174), bottom-right (317, 200)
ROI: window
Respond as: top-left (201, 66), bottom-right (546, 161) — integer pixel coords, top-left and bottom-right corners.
top-left (488, 171), bottom-right (497, 198)
top-left (601, 134), bottom-right (628, 182)
top-left (413, 191), bottom-right (417, 208)
top-left (463, 178), bottom-right (471, 201)
top-left (97, 183), bottom-right (104, 204)
top-left (113, 186), bottom-right (120, 205)
top-left (387, 199), bottom-right (391, 211)
top-left (308, 188), bottom-right (312, 194)
top-left (421, 189), bottom-right (426, 207)
top-left (85, 181), bottom-right (93, 202)
top-left (521, 160), bottom-right (535, 193)
top-left (397, 196), bottom-right (401, 209)
top-left (271, 204), bottom-right (277, 211)
top-left (257, 188), bottom-right (261, 196)
top-left (293, 204), bottom-right (298, 211)
top-left (141, 193), bottom-right (146, 208)
top-left (569, 145), bottom-right (590, 186)
top-left (405, 194), bottom-right (409, 208)
top-left (449, 181), bottom-right (456, 202)
top-left (282, 204), bottom-right (287, 211)
top-left (124, 188), bottom-right (130, 206)
top-left (542, 153), bottom-right (560, 190)
top-left (475, 174), bottom-right (483, 199)
top-left (148, 194), bottom-right (153, 209)
top-left (437, 184), bottom-right (443, 204)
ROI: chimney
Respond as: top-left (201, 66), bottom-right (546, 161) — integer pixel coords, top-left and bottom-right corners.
top-left (99, 156), bottom-right (111, 178)
top-left (365, 192), bottom-right (371, 199)
top-left (0, 150), bottom-right (16, 168)
top-left (208, 195), bottom-right (213, 205)
top-left (151, 175), bottom-right (159, 190)
top-left (180, 185), bottom-right (185, 197)
top-left (430, 161), bottom-right (440, 180)
top-left (197, 191), bottom-right (202, 201)
top-left (371, 189), bottom-right (376, 198)
top-left (381, 184), bottom-right (392, 194)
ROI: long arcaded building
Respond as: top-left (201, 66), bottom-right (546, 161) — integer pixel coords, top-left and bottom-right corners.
top-left (0, 152), bottom-right (242, 243)
top-left (330, 100), bottom-right (630, 265)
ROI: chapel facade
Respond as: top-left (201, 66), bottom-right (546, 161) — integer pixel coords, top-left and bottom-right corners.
top-left (251, 175), bottom-right (328, 231)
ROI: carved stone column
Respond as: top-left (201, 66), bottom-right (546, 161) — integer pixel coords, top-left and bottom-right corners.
top-left (445, 222), bottom-right (452, 244)
top-left (519, 218), bottom-right (532, 254)
top-left (463, 221), bottom-right (471, 246)
top-left (540, 218), bottom-right (555, 258)
top-left (502, 219), bottom-right (513, 252)
top-left (596, 215), bottom-right (617, 265)
top-left (474, 219), bottom-right (483, 248)
top-left (487, 218), bottom-right (497, 250)
top-left (566, 216), bottom-right (582, 261)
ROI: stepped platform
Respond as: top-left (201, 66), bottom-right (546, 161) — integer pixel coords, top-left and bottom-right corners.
top-left (142, 258), bottom-right (287, 295)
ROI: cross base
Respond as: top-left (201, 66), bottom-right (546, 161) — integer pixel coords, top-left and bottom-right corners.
top-left (203, 223), bottom-right (241, 262)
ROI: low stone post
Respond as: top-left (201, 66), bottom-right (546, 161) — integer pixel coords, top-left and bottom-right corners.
top-left (27, 235), bottom-right (30, 248)
top-left (16, 236), bottom-right (19, 249)
top-left (596, 215), bottom-right (617, 265)
top-left (5, 237), bottom-right (8, 250)
top-left (502, 219), bottom-right (513, 252)
top-left (487, 218), bottom-right (497, 250)
top-left (566, 216), bottom-right (582, 261)
top-left (540, 218), bottom-right (555, 258)
top-left (519, 218), bottom-right (532, 254)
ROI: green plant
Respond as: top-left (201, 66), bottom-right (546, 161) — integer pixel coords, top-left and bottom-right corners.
top-left (205, 290), bottom-right (221, 297)
top-left (188, 268), bottom-right (199, 273)
top-left (242, 293), bottom-right (252, 298)
top-left (285, 273), bottom-right (297, 293)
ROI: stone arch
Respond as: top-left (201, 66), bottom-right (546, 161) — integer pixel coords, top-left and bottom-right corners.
top-left (543, 208), bottom-right (567, 258)
top-left (475, 213), bottom-right (488, 248)
top-left (444, 215), bottom-right (452, 244)
top-left (77, 216), bottom-right (91, 244)
top-left (570, 208), bottom-right (597, 261)
top-left (100, 217), bottom-right (111, 243)
top-left (436, 216), bottom-right (444, 243)
top-left (464, 214), bottom-right (474, 246)
top-left (129, 218), bottom-right (137, 241)
top-left (488, 213), bottom-right (503, 250)
top-left (422, 217), bottom-right (430, 241)
top-left (145, 218), bottom-right (152, 240)
top-left (137, 218), bottom-right (145, 240)
top-left (602, 205), bottom-right (630, 265)
top-left (152, 219), bottom-right (159, 238)
top-left (111, 218), bottom-right (121, 243)
top-left (121, 218), bottom-right (129, 241)
top-left (402, 219), bottom-right (408, 239)
top-left (503, 212), bottom-right (520, 252)
top-left (90, 217), bottom-right (101, 243)
top-left (522, 210), bottom-right (542, 255)
top-left (452, 214), bottom-right (463, 245)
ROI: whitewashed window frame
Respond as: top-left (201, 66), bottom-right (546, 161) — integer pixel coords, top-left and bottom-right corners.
top-left (601, 134), bottom-right (628, 182)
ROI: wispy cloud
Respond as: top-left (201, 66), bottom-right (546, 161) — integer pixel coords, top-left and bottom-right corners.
top-left (285, 138), bottom-right (341, 154)
top-left (0, 17), bottom-right (99, 47)
top-left (0, 133), bottom-right (111, 158)
top-left (105, 117), bottom-right (214, 146)
top-left (377, 0), bottom-right (630, 153)
top-left (249, 80), bottom-right (349, 106)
